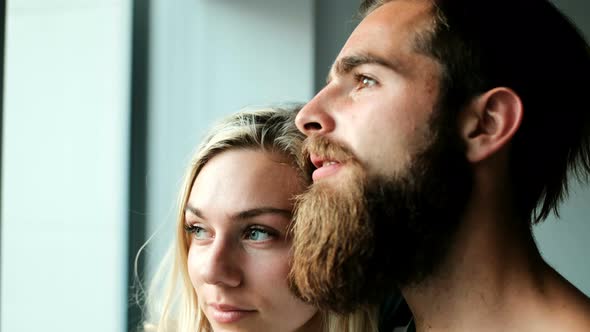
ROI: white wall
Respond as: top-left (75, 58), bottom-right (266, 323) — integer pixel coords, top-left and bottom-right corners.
top-left (1, 1), bottom-right (131, 331)
top-left (144, 0), bottom-right (315, 271)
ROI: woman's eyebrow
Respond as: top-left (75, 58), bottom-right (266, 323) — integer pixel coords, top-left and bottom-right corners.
top-left (184, 204), bottom-right (204, 219)
top-left (184, 205), bottom-right (291, 221)
top-left (232, 207), bottom-right (291, 221)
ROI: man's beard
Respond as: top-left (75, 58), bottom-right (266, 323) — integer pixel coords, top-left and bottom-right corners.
top-left (288, 113), bottom-right (473, 314)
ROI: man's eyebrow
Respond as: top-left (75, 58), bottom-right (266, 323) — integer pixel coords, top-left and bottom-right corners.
top-left (327, 54), bottom-right (403, 83)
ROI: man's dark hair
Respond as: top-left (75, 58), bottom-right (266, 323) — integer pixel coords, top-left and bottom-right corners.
top-left (360, 0), bottom-right (590, 223)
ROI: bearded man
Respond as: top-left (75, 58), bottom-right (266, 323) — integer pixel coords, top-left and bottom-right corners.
top-left (289, 0), bottom-right (590, 331)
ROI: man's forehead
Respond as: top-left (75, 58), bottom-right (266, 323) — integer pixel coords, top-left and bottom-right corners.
top-left (365, 0), bottom-right (434, 20)
top-left (329, 1), bottom-right (434, 79)
top-left (346, 0), bottom-right (435, 48)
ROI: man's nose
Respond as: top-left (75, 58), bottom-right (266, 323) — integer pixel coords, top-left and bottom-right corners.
top-left (296, 86), bottom-right (336, 136)
top-left (198, 237), bottom-right (242, 288)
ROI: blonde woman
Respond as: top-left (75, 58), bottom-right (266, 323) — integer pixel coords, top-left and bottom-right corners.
top-left (142, 105), bottom-right (377, 332)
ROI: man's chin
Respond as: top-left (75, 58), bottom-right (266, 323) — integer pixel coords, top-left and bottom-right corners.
top-left (288, 164), bottom-right (380, 313)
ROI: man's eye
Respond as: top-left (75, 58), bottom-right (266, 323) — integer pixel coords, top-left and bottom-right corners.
top-left (245, 227), bottom-right (273, 242)
top-left (355, 74), bottom-right (378, 89)
top-left (184, 224), bottom-right (209, 240)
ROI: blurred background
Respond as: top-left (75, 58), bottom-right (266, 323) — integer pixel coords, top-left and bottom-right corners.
top-left (1, 0), bottom-right (589, 331)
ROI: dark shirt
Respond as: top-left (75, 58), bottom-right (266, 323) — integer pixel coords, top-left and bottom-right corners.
top-left (378, 292), bottom-right (415, 332)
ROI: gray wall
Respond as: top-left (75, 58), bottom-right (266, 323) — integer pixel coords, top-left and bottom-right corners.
top-left (315, 0), bottom-right (590, 296)
top-left (314, 0), bottom-right (360, 91)
top-left (2, 0), bottom-right (131, 331)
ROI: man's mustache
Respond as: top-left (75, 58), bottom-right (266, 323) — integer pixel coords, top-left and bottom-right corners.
top-left (299, 135), bottom-right (358, 174)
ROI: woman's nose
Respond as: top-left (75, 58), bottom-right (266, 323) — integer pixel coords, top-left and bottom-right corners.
top-left (198, 237), bottom-right (242, 288)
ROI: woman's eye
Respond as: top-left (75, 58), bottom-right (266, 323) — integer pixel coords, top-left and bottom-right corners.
top-left (184, 224), bottom-right (209, 240)
top-left (245, 227), bottom-right (273, 242)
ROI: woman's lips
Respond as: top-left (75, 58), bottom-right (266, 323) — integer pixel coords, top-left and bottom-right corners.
top-left (208, 303), bottom-right (257, 324)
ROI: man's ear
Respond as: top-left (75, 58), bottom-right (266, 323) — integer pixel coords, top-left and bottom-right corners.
top-left (459, 87), bottom-right (523, 163)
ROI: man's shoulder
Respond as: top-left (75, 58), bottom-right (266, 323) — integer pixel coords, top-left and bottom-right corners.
top-left (551, 290), bottom-right (590, 331)
top-left (537, 271), bottom-right (590, 331)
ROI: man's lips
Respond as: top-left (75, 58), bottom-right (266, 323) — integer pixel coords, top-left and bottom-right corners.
top-left (310, 154), bottom-right (343, 181)
top-left (208, 303), bottom-right (257, 324)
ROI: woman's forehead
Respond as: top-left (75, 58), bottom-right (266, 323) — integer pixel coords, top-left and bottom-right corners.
top-left (187, 149), bottom-right (303, 219)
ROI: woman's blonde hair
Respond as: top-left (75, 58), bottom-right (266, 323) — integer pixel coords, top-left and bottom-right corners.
top-left (141, 105), bottom-right (378, 332)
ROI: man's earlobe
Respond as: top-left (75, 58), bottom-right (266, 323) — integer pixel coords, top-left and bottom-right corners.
top-left (459, 88), bottom-right (523, 163)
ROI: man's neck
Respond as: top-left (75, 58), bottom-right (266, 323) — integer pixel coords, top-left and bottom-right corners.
top-left (400, 176), bottom-right (590, 331)
top-left (402, 210), bottom-right (545, 331)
